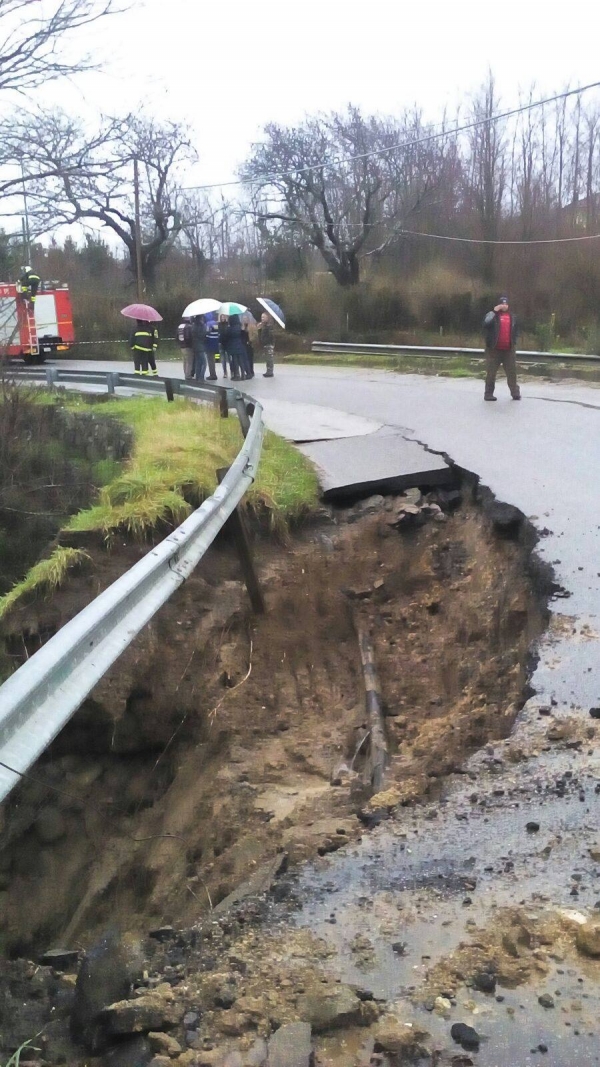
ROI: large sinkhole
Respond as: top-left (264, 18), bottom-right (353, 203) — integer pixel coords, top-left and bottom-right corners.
top-left (0, 479), bottom-right (549, 966)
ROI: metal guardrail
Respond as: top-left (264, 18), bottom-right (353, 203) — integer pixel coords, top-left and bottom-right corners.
top-left (311, 341), bottom-right (600, 363)
top-left (0, 369), bottom-right (264, 803)
top-left (6, 364), bottom-right (232, 406)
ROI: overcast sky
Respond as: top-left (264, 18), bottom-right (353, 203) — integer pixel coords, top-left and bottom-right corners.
top-left (45, 0), bottom-right (600, 193)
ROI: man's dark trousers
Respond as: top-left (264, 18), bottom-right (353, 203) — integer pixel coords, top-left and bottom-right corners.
top-left (485, 347), bottom-right (520, 399)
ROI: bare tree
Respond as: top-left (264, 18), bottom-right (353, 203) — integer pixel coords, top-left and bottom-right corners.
top-left (242, 107), bottom-right (418, 286)
top-left (464, 73), bottom-right (507, 282)
top-left (0, 0), bottom-right (122, 93)
top-left (17, 110), bottom-right (195, 285)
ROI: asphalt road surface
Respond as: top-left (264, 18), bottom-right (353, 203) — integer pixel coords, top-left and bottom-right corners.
top-left (44, 359), bottom-right (600, 1065)
top-left (54, 358), bottom-right (600, 712)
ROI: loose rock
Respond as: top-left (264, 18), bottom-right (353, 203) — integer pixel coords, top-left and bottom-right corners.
top-left (267, 1022), bottom-right (312, 1066)
top-left (471, 972), bottom-right (496, 994)
top-left (39, 949), bottom-right (79, 971)
top-left (148, 1032), bottom-right (182, 1058)
top-left (538, 994), bottom-right (555, 1009)
top-left (148, 927), bottom-right (175, 943)
top-left (70, 933), bottom-right (143, 1052)
top-left (451, 1023), bottom-right (480, 1050)
top-left (296, 985), bottom-right (362, 1032)
top-left (102, 993), bottom-right (180, 1036)
top-left (373, 1015), bottom-right (429, 1057)
top-left (575, 922), bottom-right (600, 958)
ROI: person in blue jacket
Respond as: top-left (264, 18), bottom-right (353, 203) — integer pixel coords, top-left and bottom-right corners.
top-left (204, 315), bottom-right (220, 380)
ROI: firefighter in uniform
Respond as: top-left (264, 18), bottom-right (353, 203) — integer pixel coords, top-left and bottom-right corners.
top-left (18, 266), bottom-right (41, 308)
top-left (129, 320), bottom-right (159, 375)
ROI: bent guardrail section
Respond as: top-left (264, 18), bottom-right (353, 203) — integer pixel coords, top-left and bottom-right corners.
top-left (0, 372), bottom-right (264, 804)
top-left (311, 341), bottom-right (600, 363)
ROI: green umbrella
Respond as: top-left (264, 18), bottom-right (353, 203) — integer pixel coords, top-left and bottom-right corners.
top-left (218, 301), bottom-right (247, 317)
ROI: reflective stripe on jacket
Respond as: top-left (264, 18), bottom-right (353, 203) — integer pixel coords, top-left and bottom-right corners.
top-left (130, 328), bottom-right (158, 353)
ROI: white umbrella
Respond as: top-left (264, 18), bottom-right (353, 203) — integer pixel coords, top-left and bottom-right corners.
top-left (182, 297), bottom-right (221, 318)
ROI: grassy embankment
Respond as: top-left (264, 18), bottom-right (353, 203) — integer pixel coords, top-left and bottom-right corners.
top-left (0, 394), bottom-right (319, 621)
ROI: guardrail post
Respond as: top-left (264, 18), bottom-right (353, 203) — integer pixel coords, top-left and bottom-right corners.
top-left (106, 372), bottom-right (119, 395)
top-left (164, 378), bottom-right (175, 402)
top-left (45, 367), bottom-right (58, 387)
top-left (217, 467), bottom-right (265, 614)
top-left (234, 395), bottom-right (251, 438)
top-left (214, 387), bottom-right (229, 419)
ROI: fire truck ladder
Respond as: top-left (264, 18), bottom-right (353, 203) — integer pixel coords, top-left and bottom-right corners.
top-left (24, 303), bottom-right (39, 356)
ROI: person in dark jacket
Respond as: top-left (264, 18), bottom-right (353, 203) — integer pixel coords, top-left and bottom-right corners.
top-left (241, 315), bottom-right (255, 378)
top-left (483, 296), bottom-right (520, 401)
top-left (191, 315), bottom-right (207, 381)
top-left (204, 316), bottom-right (220, 380)
top-left (223, 314), bottom-right (250, 381)
top-left (218, 315), bottom-right (229, 378)
top-left (18, 266), bottom-right (41, 308)
top-left (178, 318), bottom-right (194, 379)
top-left (129, 320), bottom-right (158, 375)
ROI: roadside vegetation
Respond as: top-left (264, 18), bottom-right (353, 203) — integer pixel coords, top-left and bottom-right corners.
top-left (278, 351), bottom-right (600, 384)
top-left (0, 392), bottom-right (319, 624)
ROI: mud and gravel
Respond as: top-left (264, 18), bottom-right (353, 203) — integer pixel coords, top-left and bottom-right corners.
top-left (0, 486), bottom-right (552, 1066)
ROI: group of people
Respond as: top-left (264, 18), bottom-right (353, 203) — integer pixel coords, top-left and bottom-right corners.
top-left (179, 311), bottom-right (275, 383)
top-left (129, 309), bottom-right (276, 380)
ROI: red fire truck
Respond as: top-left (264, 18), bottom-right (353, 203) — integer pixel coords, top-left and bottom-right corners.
top-left (0, 282), bottom-right (75, 363)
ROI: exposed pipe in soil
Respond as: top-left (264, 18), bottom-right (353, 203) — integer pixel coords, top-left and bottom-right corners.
top-left (352, 612), bottom-right (388, 793)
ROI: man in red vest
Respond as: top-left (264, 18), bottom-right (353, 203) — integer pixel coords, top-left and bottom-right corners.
top-left (483, 296), bottom-right (521, 401)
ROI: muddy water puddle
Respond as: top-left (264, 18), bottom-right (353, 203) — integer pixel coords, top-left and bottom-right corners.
top-left (277, 770), bottom-right (600, 1065)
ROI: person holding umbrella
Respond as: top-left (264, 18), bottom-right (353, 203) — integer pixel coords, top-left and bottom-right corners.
top-left (121, 303), bottom-right (163, 376)
top-left (257, 298), bottom-right (285, 378)
top-left (129, 319), bottom-right (159, 375)
top-left (218, 303), bottom-right (252, 381)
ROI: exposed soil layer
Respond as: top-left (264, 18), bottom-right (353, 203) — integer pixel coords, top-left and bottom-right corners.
top-left (0, 387), bottom-right (131, 634)
top-left (0, 487), bottom-right (548, 1064)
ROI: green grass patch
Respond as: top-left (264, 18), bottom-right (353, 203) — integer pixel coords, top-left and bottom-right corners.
top-left (64, 396), bottom-right (319, 539)
top-left (0, 394), bottom-right (319, 621)
top-left (0, 548), bottom-right (90, 621)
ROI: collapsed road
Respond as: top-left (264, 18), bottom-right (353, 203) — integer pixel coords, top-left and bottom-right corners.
top-left (2, 362), bottom-right (600, 1066)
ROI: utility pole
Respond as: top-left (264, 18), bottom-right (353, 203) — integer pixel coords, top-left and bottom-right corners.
top-left (133, 157), bottom-right (144, 301)
top-left (21, 163), bottom-right (31, 263)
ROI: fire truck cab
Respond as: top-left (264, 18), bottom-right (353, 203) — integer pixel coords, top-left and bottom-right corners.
top-left (0, 282), bottom-right (75, 363)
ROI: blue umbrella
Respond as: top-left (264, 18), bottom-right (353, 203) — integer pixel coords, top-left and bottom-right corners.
top-left (257, 297), bottom-right (285, 329)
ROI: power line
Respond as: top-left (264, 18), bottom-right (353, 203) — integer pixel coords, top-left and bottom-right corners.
top-left (182, 81), bottom-right (600, 194)
top-left (399, 228), bottom-right (600, 246)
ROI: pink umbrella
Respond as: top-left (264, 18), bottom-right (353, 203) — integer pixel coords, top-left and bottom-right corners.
top-left (121, 303), bottom-right (163, 322)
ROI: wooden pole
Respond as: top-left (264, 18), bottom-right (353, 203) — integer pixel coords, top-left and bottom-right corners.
top-left (216, 468), bottom-right (265, 614)
top-left (133, 157), bottom-right (144, 302)
top-left (353, 614), bottom-right (388, 793)
top-left (214, 387), bottom-right (229, 419)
